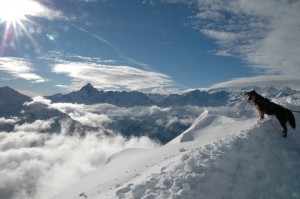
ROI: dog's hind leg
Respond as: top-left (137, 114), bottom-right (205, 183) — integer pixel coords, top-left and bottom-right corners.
top-left (281, 124), bottom-right (288, 138)
top-left (277, 115), bottom-right (288, 137)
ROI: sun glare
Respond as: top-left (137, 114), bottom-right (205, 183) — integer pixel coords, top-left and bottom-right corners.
top-left (0, 0), bottom-right (47, 55)
top-left (0, 0), bottom-right (44, 25)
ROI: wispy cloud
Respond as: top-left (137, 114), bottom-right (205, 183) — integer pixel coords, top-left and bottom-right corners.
top-left (67, 23), bottom-right (155, 72)
top-left (166, 0), bottom-right (300, 86)
top-left (14, 119), bottom-right (54, 132)
top-left (0, 0), bottom-right (65, 20)
top-left (211, 75), bottom-right (300, 90)
top-left (202, 29), bottom-right (237, 44)
top-left (27, 0), bottom-right (66, 20)
top-left (0, 57), bottom-right (46, 83)
top-left (51, 58), bottom-right (174, 91)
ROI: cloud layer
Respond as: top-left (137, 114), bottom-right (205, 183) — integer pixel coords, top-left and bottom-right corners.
top-left (166, 0), bottom-right (300, 88)
top-left (52, 57), bottom-right (174, 91)
top-left (0, 129), bottom-right (158, 199)
top-left (0, 52), bottom-right (175, 93)
top-left (0, 94), bottom-right (209, 199)
top-left (0, 57), bottom-right (46, 83)
top-left (211, 75), bottom-right (300, 90)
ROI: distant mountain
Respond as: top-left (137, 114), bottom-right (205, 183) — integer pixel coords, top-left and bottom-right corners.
top-left (47, 83), bottom-right (231, 107)
top-left (0, 86), bottom-right (31, 117)
top-left (0, 86), bottom-right (86, 133)
top-left (47, 83), bottom-right (153, 107)
top-left (160, 89), bottom-right (230, 107)
top-left (146, 93), bottom-right (168, 103)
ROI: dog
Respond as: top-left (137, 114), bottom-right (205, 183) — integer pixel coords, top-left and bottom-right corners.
top-left (246, 90), bottom-right (296, 137)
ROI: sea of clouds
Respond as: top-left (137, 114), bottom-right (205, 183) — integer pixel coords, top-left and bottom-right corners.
top-left (0, 96), bottom-right (208, 199)
top-left (0, 126), bottom-right (159, 199)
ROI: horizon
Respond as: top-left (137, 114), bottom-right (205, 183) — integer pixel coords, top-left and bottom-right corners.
top-left (1, 82), bottom-right (299, 98)
top-left (0, 0), bottom-right (299, 96)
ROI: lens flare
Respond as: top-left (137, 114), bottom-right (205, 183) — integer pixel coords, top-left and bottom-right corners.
top-left (0, 0), bottom-right (44, 25)
top-left (0, 0), bottom-right (46, 55)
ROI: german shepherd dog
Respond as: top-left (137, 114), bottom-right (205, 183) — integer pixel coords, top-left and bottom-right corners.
top-left (246, 90), bottom-right (296, 137)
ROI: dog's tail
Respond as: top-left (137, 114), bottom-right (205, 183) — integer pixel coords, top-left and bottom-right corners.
top-left (287, 110), bottom-right (296, 129)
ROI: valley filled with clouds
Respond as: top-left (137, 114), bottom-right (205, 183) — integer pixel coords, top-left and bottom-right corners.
top-left (0, 90), bottom-right (209, 199)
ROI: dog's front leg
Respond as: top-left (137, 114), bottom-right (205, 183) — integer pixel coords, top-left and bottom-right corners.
top-left (259, 111), bottom-right (265, 120)
top-left (255, 105), bottom-right (264, 120)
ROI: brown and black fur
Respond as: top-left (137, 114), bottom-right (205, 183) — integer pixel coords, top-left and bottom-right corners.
top-left (246, 90), bottom-right (296, 137)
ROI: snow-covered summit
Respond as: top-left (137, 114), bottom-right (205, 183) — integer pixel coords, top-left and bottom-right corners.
top-left (79, 83), bottom-right (100, 95)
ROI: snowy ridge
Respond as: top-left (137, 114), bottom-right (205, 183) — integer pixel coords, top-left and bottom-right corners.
top-left (126, 119), bottom-right (300, 199)
top-left (169, 109), bottom-right (257, 144)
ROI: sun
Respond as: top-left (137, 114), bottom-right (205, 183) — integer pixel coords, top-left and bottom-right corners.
top-left (0, 0), bottom-right (47, 55)
top-left (0, 0), bottom-right (44, 25)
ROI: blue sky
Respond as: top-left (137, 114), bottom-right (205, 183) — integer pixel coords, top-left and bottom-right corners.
top-left (0, 0), bottom-right (299, 96)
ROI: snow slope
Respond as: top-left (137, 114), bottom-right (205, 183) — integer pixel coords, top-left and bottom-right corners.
top-left (169, 109), bottom-right (257, 144)
top-left (53, 101), bottom-right (300, 199)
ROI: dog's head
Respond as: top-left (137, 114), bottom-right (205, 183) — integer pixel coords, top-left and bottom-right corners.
top-left (245, 90), bottom-right (258, 101)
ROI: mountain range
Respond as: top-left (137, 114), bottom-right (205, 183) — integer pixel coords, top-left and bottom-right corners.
top-left (0, 84), bottom-right (298, 143)
top-left (47, 83), bottom-right (154, 107)
top-left (46, 83), bottom-right (231, 107)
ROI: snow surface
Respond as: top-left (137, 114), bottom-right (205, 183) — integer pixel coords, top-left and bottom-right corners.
top-left (53, 92), bottom-right (300, 199)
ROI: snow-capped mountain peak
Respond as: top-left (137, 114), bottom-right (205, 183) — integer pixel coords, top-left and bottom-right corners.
top-left (79, 83), bottom-right (99, 94)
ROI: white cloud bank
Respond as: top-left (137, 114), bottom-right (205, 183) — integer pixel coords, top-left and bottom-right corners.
top-left (0, 97), bottom-right (204, 199)
top-left (0, 130), bottom-right (158, 199)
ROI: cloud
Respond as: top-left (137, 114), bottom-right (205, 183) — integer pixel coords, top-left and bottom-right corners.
top-left (53, 103), bottom-right (113, 128)
top-left (202, 29), bottom-right (237, 44)
top-left (24, 96), bottom-right (52, 106)
top-left (0, 0), bottom-right (64, 21)
top-left (55, 102), bottom-right (202, 135)
top-left (52, 59), bottom-right (174, 91)
top-left (13, 119), bottom-right (54, 132)
top-left (209, 50), bottom-right (233, 57)
top-left (0, 117), bottom-right (18, 124)
top-left (31, 97), bottom-right (202, 136)
top-left (166, 0), bottom-right (300, 86)
top-left (211, 75), bottom-right (300, 90)
top-left (0, 57), bottom-right (46, 83)
top-left (0, 95), bottom-right (211, 199)
top-left (67, 23), bottom-right (156, 72)
top-left (0, 130), bottom-right (158, 199)
top-left (25, 0), bottom-right (65, 20)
